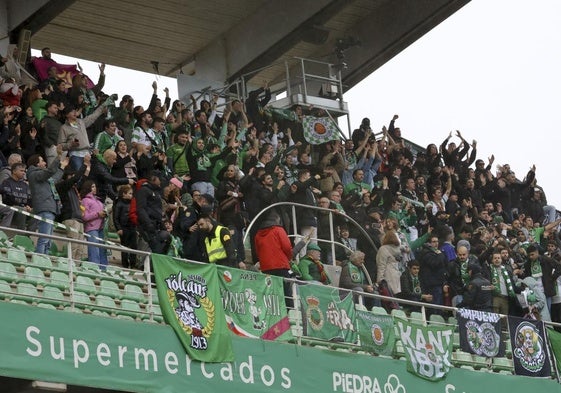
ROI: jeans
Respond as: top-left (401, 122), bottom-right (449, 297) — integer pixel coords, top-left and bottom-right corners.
top-left (86, 229), bottom-right (108, 269)
top-left (35, 212), bottom-right (55, 255)
top-left (69, 155), bottom-right (85, 171)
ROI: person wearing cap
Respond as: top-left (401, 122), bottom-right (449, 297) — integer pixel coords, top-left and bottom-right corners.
top-left (197, 213), bottom-right (243, 269)
top-left (297, 243), bottom-right (330, 285)
top-left (461, 262), bottom-right (493, 312)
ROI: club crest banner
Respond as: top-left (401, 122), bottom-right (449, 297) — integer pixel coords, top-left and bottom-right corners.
top-left (302, 116), bottom-right (339, 145)
top-left (508, 316), bottom-right (551, 377)
top-left (217, 266), bottom-right (292, 341)
top-left (457, 308), bottom-right (505, 357)
top-left (395, 318), bottom-right (454, 381)
top-left (152, 254), bottom-right (234, 362)
top-left (356, 311), bottom-right (395, 356)
top-left (299, 284), bottom-right (357, 343)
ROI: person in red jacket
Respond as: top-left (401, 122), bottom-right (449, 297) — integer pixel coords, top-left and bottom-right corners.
top-left (255, 211), bottom-right (292, 278)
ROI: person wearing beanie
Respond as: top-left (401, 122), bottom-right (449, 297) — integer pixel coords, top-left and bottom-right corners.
top-left (461, 262), bottom-right (493, 312)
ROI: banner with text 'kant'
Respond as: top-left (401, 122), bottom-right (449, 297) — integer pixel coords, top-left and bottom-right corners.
top-left (217, 266), bottom-right (292, 341)
top-left (395, 317), bottom-right (454, 381)
top-left (152, 254), bottom-right (233, 362)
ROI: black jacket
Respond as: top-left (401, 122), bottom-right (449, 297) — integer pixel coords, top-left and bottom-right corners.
top-left (417, 244), bottom-right (448, 290)
top-left (135, 181), bottom-right (163, 234)
top-left (462, 273), bottom-right (493, 312)
top-left (90, 156), bottom-right (129, 201)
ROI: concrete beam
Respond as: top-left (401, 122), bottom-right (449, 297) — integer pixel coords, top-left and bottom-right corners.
top-left (185, 0), bottom-right (337, 82)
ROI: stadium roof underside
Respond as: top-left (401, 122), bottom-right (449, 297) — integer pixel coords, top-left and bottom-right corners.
top-left (7, 0), bottom-right (470, 91)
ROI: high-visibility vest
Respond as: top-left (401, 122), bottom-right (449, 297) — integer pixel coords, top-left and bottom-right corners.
top-left (205, 225), bottom-right (228, 263)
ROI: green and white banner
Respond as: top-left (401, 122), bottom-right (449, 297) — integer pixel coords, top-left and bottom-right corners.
top-left (299, 284), bottom-right (357, 343)
top-left (0, 302), bottom-right (560, 393)
top-left (395, 318), bottom-right (454, 381)
top-left (356, 311), bottom-right (395, 356)
top-left (217, 266), bottom-right (292, 341)
top-left (152, 254), bottom-right (233, 362)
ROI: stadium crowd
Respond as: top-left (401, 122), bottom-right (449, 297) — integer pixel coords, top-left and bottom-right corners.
top-left (1, 46), bottom-right (561, 324)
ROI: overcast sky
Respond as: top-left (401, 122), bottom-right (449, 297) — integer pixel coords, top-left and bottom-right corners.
top-left (36, 0), bottom-right (561, 209)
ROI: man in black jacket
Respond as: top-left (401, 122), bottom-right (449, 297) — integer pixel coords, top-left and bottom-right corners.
top-left (136, 171), bottom-right (169, 255)
top-left (90, 149), bottom-right (133, 202)
top-left (462, 263), bottom-right (493, 312)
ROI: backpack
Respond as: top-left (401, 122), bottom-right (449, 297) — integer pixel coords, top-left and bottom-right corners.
top-left (129, 179), bottom-right (147, 226)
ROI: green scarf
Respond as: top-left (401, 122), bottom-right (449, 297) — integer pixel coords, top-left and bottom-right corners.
top-left (530, 260), bottom-right (543, 277)
top-left (491, 265), bottom-right (515, 297)
top-left (348, 263), bottom-right (364, 284)
top-left (411, 274), bottom-right (421, 295)
top-left (460, 261), bottom-right (470, 286)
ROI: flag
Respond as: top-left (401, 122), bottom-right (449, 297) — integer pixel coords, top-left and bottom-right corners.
top-left (457, 308), bottom-right (505, 357)
top-left (302, 116), bottom-right (339, 145)
top-left (217, 266), bottom-right (292, 341)
top-left (395, 318), bottom-right (454, 381)
top-left (356, 310), bottom-right (395, 356)
top-left (32, 57), bottom-right (95, 88)
top-left (546, 328), bottom-right (561, 375)
top-left (299, 284), bottom-right (357, 343)
top-left (508, 315), bottom-right (551, 377)
top-left (152, 254), bottom-right (234, 362)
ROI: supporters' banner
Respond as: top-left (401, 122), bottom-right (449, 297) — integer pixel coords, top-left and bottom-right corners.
top-left (547, 328), bottom-right (561, 375)
top-left (395, 318), bottom-right (454, 381)
top-left (356, 310), bottom-right (395, 356)
top-left (508, 316), bottom-right (551, 377)
top-left (152, 254), bottom-right (234, 362)
top-left (302, 116), bottom-right (339, 144)
top-left (217, 266), bottom-right (292, 341)
top-left (457, 308), bottom-right (505, 357)
top-left (299, 284), bottom-right (357, 343)
top-left (32, 57), bottom-right (94, 88)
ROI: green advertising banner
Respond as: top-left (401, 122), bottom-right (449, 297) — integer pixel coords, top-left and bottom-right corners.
top-left (152, 254), bottom-right (234, 362)
top-left (356, 311), bottom-right (395, 356)
top-left (395, 317), bottom-right (454, 381)
top-left (217, 266), bottom-right (292, 341)
top-left (299, 283), bottom-right (357, 343)
top-left (1, 302), bottom-right (561, 393)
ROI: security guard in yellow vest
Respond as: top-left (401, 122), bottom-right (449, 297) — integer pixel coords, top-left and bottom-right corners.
top-left (196, 214), bottom-right (246, 269)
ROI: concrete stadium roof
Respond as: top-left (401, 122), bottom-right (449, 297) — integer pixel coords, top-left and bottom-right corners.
top-left (13, 0), bottom-right (470, 91)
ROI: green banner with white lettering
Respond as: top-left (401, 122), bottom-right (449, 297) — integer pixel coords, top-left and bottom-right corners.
top-left (1, 301), bottom-right (561, 393)
top-left (152, 254), bottom-right (234, 362)
top-left (217, 266), bottom-right (292, 341)
top-left (299, 284), bottom-right (357, 343)
top-left (356, 311), bottom-right (395, 356)
top-left (395, 317), bottom-right (454, 381)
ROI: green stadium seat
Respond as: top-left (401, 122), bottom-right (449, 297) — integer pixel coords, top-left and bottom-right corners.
top-left (149, 304), bottom-right (164, 323)
top-left (116, 314), bottom-right (136, 322)
top-left (92, 309), bottom-right (111, 318)
top-left (119, 299), bottom-right (143, 319)
top-left (409, 311), bottom-right (426, 325)
top-left (14, 282), bottom-right (39, 303)
top-left (49, 270), bottom-right (71, 291)
top-left (0, 261), bottom-right (18, 282)
top-left (452, 351), bottom-right (473, 367)
top-left (75, 275), bottom-right (97, 295)
top-left (99, 279), bottom-right (121, 299)
top-left (12, 235), bottom-right (35, 252)
top-left (7, 248), bottom-right (28, 265)
top-left (123, 284), bottom-right (146, 303)
top-left (0, 279), bottom-right (12, 299)
top-left (55, 258), bottom-right (76, 272)
top-left (371, 306), bottom-right (388, 315)
top-left (41, 285), bottom-right (67, 308)
top-left (70, 290), bottom-right (93, 309)
top-left (22, 266), bottom-right (47, 286)
top-left (31, 253), bottom-right (53, 269)
top-left (49, 242), bottom-right (68, 257)
top-left (95, 294), bottom-right (117, 314)
top-left (390, 309), bottom-right (407, 320)
top-left (394, 340), bottom-right (405, 359)
top-left (429, 314), bottom-right (447, 326)
top-left (37, 303), bottom-right (57, 311)
top-left (448, 316), bottom-right (458, 331)
top-left (355, 303), bottom-right (368, 311)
